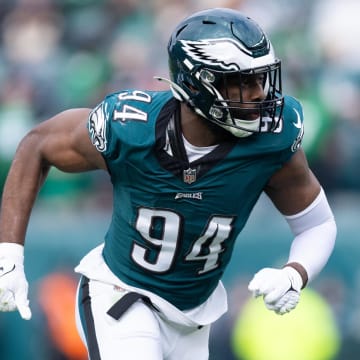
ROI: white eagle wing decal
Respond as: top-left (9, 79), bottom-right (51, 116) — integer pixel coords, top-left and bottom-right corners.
top-left (291, 108), bottom-right (304, 152)
top-left (89, 102), bottom-right (108, 152)
top-left (180, 39), bottom-right (251, 70)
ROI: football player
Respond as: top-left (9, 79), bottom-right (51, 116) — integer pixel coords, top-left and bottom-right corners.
top-left (0, 8), bottom-right (336, 360)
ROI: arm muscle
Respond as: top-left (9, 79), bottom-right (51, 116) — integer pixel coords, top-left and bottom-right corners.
top-left (265, 149), bottom-right (321, 215)
top-left (0, 108), bottom-right (106, 245)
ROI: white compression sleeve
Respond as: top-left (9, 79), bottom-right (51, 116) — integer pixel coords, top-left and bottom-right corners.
top-left (284, 188), bottom-right (336, 283)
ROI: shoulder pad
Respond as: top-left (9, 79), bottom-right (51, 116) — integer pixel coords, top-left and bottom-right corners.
top-left (88, 90), bottom-right (173, 157)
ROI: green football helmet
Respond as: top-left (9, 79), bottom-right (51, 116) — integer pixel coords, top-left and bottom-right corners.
top-left (162, 8), bottom-right (284, 138)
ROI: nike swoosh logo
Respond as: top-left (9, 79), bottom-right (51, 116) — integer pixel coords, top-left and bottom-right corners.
top-left (0, 264), bottom-right (15, 277)
top-left (293, 109), bottom-right (302, 129)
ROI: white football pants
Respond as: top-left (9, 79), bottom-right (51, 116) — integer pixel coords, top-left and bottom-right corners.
top-left (75, 276), bottom-right (211, 360)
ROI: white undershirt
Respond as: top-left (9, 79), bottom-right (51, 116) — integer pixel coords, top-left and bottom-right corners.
top-left (182, 135), bottom-right (218, 162)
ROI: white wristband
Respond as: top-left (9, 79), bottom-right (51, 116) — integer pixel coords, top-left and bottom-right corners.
top-left (0, 243), bottom-right (24, 261)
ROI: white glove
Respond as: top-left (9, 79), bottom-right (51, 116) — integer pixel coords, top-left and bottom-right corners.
top-left (0, 243), bottom-right (32, 320)
top-left (248, 266), bottom-right (303, 315)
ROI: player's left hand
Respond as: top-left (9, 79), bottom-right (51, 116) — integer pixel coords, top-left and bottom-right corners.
top-left (248, 266), bottom-right (303, 315)
top-left (0, 243), bottom-right (32, 320)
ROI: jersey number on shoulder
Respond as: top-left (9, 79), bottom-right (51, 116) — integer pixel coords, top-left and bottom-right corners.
top-left (113, 90), bottom-right (151, 122)
top-left (131, 207), bottom-right (234, 275)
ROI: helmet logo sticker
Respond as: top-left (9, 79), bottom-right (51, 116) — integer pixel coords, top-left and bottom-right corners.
top-left (180, 38), bottom-right (250, 71)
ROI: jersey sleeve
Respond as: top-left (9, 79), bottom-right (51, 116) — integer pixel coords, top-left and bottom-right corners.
top-left (88, 90), bottom-right (173, 165)
top-left (285, 95), bottom-right (304, 153)
top-left (87, 93), bottom-right (119, 160)
top-left (277, 95), bottom-right (305, 164)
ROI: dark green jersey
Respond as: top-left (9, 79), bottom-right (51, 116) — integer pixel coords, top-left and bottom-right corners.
top-left (88, 89), bottom-right (304, 310)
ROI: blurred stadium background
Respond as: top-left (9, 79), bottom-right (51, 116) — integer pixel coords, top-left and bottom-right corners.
top-left (0, 0), bottom-right (359, 359)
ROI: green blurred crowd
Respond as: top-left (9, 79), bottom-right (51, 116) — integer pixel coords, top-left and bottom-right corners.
top-left (1, 0), bottom-right (360, 200)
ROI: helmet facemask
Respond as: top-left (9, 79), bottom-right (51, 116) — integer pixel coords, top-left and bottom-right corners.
top-left (169, 61), bottom-right (283, 138)
top-left (205, 62), bottom-right (284, 137)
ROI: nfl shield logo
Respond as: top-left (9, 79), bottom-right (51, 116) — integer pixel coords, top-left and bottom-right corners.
top-left (183, 168), bottom-right (197, 184)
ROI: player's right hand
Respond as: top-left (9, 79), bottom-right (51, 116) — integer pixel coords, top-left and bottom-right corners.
top-left (0, 243), bottom-right (32, 320)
